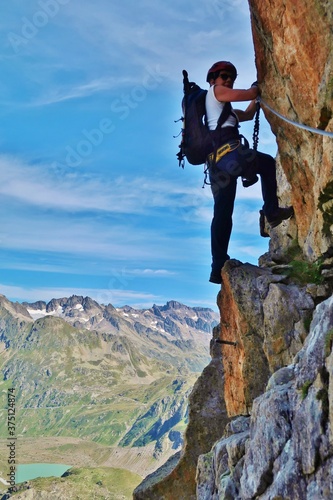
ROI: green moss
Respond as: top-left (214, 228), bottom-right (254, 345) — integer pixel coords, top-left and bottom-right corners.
top-left (316, 388), bottom-right (329, 414)
top-left (301, 380), bottom-right (312, 400)
top-left (303, 313), bottom-right (313, 334)
top-left (284, 239), bottom-right (303, 261)
top-left (287, 259), bottom-right (324, 285)
top-left (277, 241), bottom-right (323, 285)
top-left (324, 329), bottom-right (333, 357)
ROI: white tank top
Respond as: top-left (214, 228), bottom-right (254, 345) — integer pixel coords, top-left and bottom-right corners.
top-left (205, 85), bottom-right (238, 130)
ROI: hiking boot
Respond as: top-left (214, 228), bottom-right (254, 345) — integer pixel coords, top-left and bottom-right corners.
top-left (259, 210), bottom-right (269, 237)
top-left (242, 174), bottom-right (259, 188)
top-left (209, 271), bottom-right (222, 284)
top-left (267, 206), bottom-right (294, 228)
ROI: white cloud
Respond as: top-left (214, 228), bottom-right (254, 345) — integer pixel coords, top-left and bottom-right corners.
top-left (0, 155), bottom-right (179, 214)
top-left (29, 77), bottom-right (123, 106)
top-left (0, 155), bottom-right (215, 215)
top-left (0, 154), bottom-right (266, 247)
top-left (130, 269), bottom-right (176, 277)
top-left (0, 213), bottom-right (168, 260)
top-left (2, 0), bottom-right (256, 106)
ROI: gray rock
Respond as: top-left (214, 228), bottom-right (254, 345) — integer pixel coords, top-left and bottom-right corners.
top-left (240, 386), bottom-right (292, 498)
top-left (266, 365), bottom-right (295, 390)
top-left (306, 457), bottom-right (333, 499)
top-left (196, 425), bottom-right (249, 500)
top-left (224, 416), bottom-right (250, 437)
top-left (196, 452), bottom-right (216, 500)
top-left (295, 295), bottom-right (333, 387)
top-left (262, 282), bottom-right (314, 372)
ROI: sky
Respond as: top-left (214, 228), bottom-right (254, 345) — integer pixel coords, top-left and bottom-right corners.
top-left (0, 0), bottom-right (278, 311)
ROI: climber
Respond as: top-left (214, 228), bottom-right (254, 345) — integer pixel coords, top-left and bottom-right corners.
top-left (205, 61), bottom-right (294, 284)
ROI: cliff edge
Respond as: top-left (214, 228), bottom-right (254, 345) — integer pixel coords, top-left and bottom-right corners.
top-left (134, 0), bottom-right (333, 498)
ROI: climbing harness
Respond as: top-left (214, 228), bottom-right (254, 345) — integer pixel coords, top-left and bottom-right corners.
top-left (260, 98), bottom-right (333, 138)
top-left (207, 140), bottom-right (240, 164)
top-left (202, 94), bottom-right (261, 189)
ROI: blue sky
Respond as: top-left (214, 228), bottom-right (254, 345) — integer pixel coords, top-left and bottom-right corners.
top-left (0, 0), bottom-right (277, 310)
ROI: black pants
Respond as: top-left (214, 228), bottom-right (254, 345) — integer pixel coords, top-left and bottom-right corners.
top-left (209, 146), bottom-right (279, 275)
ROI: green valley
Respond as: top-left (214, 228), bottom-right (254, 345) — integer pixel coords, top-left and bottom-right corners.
top-left (0, 294), bottom-right (217, 497)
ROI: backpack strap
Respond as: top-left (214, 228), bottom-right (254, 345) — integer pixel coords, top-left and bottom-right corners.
top-left (216, 101), bottom-right (231, 129)
top-left (207, 101), bottom-right (235, 167)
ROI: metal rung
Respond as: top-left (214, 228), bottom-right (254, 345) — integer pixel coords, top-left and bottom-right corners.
top-left (216, 339), bottom-right (237, 346)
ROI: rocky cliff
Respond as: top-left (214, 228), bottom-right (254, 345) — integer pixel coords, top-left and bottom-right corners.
top-left (133, 1), bottom-right (333, 498)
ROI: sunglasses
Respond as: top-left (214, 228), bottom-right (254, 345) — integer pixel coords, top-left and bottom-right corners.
top-left (219, 73), bottom-right (235, 81)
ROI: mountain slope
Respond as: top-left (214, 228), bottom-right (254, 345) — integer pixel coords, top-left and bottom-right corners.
top-left (0, 294), bottom-right (218, 489)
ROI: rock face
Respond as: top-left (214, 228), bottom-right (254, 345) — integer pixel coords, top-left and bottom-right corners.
top-left (134, 1), bottom-right (333, 498)
top-left (219, 259), bottom-right (315, 417)
top-left (197, 295), bottom-right (333, 499)
top-left (249, 0), bottom-right (333, 261)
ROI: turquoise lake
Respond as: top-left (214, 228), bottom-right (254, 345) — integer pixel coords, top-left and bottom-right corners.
top-left (16, 463), bottom-right (72, 484)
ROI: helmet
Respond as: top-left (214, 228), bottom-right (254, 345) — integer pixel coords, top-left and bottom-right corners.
top-left (206, 61), bottom-right (237, 82)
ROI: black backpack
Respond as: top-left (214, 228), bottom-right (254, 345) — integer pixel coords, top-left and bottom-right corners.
top-left (176, 70), bottom-right (230, 167)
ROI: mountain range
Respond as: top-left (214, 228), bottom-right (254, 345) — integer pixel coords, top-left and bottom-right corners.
top-left (0, 294), bottom-right (218, 490)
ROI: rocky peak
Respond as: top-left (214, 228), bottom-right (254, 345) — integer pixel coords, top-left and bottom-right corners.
top-left (160, 300), bottom-right (185, 311)
top-left (22, 296), bottom-right (218, 342)
top-left (45, 297), bottom-right (68, 312)
top-left (151, 303), bottom-right (165, 318)
top-left (0, 295), bottom-right (32, 321)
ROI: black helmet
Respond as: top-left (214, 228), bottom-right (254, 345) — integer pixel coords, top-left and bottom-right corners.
top-left (206, 61), bottom-right (237, 82)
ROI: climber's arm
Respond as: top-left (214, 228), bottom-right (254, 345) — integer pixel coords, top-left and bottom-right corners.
top-left (213, 84), bottom-right (258, 104)
top-left (234, 99), bottom-right (257, 122)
